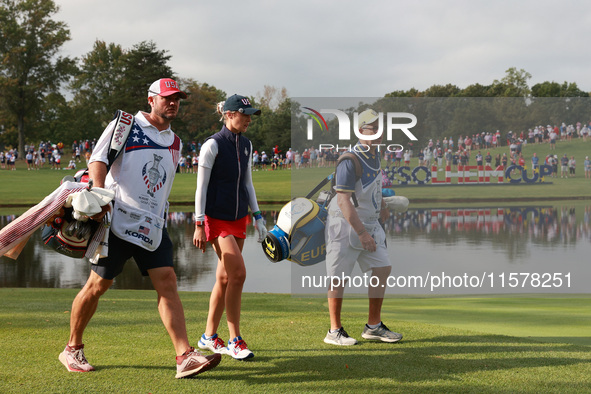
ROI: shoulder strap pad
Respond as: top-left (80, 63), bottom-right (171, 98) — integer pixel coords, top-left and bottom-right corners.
top-left (336, 151), bottom-right (363, 179)
top-left (334, 151), bottom-right (363, 208)
top-left (107, 110), bottom-right (135, 169)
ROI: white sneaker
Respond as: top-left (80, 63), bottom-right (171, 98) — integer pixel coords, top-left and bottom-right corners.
top-left (227, 336), bottom-right (254, 360)
top-left (324, 327), bottom-right (358, 346)
top-left (59, 344), bottom-right (95, 372)
top-left (198, 333), bottom-right (227, 354)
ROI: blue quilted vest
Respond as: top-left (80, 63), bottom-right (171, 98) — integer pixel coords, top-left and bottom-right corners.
top-left (205, 126), bottom-right (252, 221)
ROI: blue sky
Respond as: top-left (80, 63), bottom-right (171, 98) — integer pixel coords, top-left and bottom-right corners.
top-left (55, 0), bottom-right (591, 98)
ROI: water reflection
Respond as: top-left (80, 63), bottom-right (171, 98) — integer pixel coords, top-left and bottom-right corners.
top-left (289, 202), bottom-right (591, 295)
top-left (1, 204), bottom-right (590, 293)
top-left (0, 211), bottom-right (291, 292)
top-left (382, 205), bottom-right (586, 261)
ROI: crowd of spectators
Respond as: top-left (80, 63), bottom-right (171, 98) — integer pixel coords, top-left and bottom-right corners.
top-left (4, 118), bottom-right (589, 178)
top-left (0, 139), bottom-right (99, 172)
top-left (177, 154), bottom-right (199, 174)
top-left (387, 120), bottom-right (591, 179)
top-left (242, 120), bottom-right (590, 179)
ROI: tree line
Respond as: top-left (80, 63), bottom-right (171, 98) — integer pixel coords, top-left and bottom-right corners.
top-left (0, 0), bottom-right (589, 159)
top-left (0, 0), bottom-right (292, 158)
top-left (385, 67), bottom-right (589, 99)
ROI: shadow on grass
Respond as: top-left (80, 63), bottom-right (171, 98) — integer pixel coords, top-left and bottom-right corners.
top-left (205, 334), bottom-right (591, 389)
top-left (526, 336), bottom-right (591, 347)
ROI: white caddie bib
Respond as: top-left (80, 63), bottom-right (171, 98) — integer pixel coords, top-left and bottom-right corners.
top-left (111, 199), bottom-right (165, 251)
top-left (107, 115), bottom-right (182, 250)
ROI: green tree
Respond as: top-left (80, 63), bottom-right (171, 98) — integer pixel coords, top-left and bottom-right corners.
top-left (384, 88), bottom-right (422, 98)
top-left (37, 91), bottom-right (75, 143)
top-left (256, 85), bottom-right (288, 111)
top-left (244, 87), bottom-right (291, 154)
top-left (69, 40), bottom-right (176, 142)
top-left (0, 0), bottom-right (75, 157)
top-left (531, 81), bottom-right (589, 97)
top-left (174, 79), bottom-right (226, 146)
top-left (69, 40), bottom-right (125, 140)
top-left (252, 95), bottom-right (292, 154)
top-left (459, 83), bottom-right (494, 97)
top-left (423, 84), bottom-right (460, 97)
top-left (247, 86), bottom-right (291, 154)
top-left (70, 41), bottom-right (125, 118)
top-left (491, 67), bottom-right (532, 97)
top-left (116, 41), bottom-right (175, 113)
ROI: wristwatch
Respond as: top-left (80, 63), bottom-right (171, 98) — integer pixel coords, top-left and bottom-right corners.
top-left (195, 220), bottom-right (205, 227)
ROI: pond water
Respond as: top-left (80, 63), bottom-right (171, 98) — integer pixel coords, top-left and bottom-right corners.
top-left (1, 204), bottom-right (590, 295)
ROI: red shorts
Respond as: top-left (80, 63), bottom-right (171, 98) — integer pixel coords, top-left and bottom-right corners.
top-left (205, 215), bottom-right (248, 242)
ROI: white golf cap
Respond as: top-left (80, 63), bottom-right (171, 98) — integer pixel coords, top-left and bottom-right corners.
top-left (358, 109), bottom-right (379, 128)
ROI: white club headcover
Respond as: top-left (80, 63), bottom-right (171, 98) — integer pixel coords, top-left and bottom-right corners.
top-left (65, 187), bottom-right (115, 220)
top-left (383, 196), bottom-right (409, 213)
top-left (276, 200), bottom-right (293, 234)
top-left (276, 198), bottom-right (317, 234)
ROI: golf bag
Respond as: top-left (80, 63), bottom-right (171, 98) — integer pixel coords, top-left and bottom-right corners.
top-left (263, 197), bottom-right (328, 266)
top-left (41, 110), bottom-right (133, 258)
top-left (262, 152), bottom-right (363, 266)
top-left (41, 207), bottom-right (100, 258)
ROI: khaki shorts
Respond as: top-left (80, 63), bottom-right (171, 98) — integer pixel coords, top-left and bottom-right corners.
top-left (324, 216), bottom-right (390, 278)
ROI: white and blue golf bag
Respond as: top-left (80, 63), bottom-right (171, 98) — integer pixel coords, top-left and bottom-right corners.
top-left (262, 195), bottom-right (329, 266)
top-left (262, 152), bottom-right (409, 267)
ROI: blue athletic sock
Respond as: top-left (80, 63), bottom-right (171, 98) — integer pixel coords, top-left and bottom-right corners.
top-left (367, 322), bottom-right (381, 329)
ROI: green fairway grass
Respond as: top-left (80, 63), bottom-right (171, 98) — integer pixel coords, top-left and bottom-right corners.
top-left (360, 294), bottom-right (591, 347)
top-left (0, 289), bottom-right (589, 393)
top-left (0, 162), bottom-right (293, 206)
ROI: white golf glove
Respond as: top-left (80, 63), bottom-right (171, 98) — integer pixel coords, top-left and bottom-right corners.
top-left (255, 217), bottom-right (268, 243)
top-left (383, 196), bottom-right (409, 213)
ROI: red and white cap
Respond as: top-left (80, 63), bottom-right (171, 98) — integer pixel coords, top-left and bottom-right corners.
top-left (148, 78), bottom-right (187, 99)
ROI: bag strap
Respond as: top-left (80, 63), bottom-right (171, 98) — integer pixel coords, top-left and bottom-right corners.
top-left (334, 151), bottom-right (363, 207)
top-left (336, 152), bottom-right (363, 180)
top-left (305, 152), bottom-right (364, 207)
top-left (305, 173), bottom-right (334, 199)
top-left (107, 110), bottom-right (135, 171)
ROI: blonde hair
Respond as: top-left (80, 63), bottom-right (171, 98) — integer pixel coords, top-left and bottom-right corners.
top-left (216, 101), bottom-right (237, 123)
